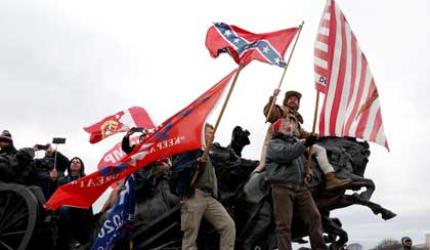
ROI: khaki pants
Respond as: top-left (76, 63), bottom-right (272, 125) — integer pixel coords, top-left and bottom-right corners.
top-left (181, 189), bottom-right (236, 250)
top-left (271, 183), bottom-right (327, 250)
top-left (310, 144), bottom-right (334, 174)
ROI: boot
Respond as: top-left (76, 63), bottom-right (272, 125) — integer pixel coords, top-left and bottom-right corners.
top-left (325, 172), bottom-right (350, 189)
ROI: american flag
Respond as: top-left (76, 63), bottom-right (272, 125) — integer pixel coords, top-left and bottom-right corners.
top-left (314, 0), bottom-right (388, 149)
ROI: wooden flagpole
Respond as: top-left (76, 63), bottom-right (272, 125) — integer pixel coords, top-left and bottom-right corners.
top-left (304, 90), bottom-right (320, 184)
top-left (265, 21), bottom-right (304, 123)
top-left (190, 64), bottom-right (245, 186)
top-left (206, 63), bottom-right (245, 155)
top-left (211, 64), bottom-right (245, 140)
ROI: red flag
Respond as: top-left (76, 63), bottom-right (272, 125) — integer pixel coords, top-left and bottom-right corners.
top-left (314, 0), bottom-right (388, 149)
top-left (45, 70), bottom-right (236, 210)
top-left (84, 106), bottom-right (155, 144)
top-left (206, 22), bottom-right (299, 67)
top-left (97, 136), bottom-right (139, 169)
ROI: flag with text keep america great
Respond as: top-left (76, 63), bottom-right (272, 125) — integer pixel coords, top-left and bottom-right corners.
top-left (45, 70), bottom-right (236, 210)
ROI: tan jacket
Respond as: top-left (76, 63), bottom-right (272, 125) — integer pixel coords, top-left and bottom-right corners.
top-left (263, 97), bottom-right (310, 139)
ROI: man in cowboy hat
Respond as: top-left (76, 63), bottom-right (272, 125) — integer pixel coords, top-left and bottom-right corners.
top-left (255, 89), bottom-right (349, 189)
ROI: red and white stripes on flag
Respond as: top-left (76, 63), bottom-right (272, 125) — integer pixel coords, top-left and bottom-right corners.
top-left (314, 0), bottom-right (388, 149)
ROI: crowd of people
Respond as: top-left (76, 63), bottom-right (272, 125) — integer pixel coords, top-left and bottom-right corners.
top-left (0, 129), bottom-right (93, 249)
top-left (0, 89), bottom-right (381, 250)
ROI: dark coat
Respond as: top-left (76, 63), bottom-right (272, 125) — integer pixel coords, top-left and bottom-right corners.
top-left (58, 174), bottom-right (85, 186)
top-left (170, 150), bottom-right (203, 198)
top-left (0, 145), bottom-right (34, 184)
top-left (265, 133), bottom-right (307, 191)
top-left (121, 135), bottom-right (136, 154)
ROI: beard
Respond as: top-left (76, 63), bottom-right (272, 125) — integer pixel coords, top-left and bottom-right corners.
top-left (287, 102), bottom-right (298, 111)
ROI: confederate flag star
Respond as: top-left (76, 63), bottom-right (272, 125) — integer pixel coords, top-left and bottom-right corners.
top-left (224, 30), bottom-right (232, 37)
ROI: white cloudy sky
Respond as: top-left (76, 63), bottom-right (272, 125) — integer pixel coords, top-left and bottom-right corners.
top-left (1, 0), bottom-right (429, 248)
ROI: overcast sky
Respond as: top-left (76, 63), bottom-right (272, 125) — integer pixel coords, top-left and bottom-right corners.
top-left (1, 0), bottom-right (429, 248)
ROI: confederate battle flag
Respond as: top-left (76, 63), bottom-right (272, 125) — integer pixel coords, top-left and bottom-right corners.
top-left (206, 22), bottom-right (299, 67)
top-left (45, 69), bottom-right (237, 210)
top-left (84, 106), bottom-right (155, 144)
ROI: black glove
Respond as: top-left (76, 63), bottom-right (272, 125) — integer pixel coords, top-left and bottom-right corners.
top-left (304, 135), bottom-right (318, 147)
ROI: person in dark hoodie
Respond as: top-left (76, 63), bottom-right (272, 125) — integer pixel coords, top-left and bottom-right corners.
top-left (265, 117), bottom-right (327, 250)
top-left (399, 236), bottom-right (416, 250)
top-left (0, 129), bottom-right (34, 184)
top-left (57, 157), bottom-right (93, 250)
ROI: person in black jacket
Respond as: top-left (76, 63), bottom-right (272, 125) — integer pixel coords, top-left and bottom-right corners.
top-left (33, 143), bottom-right (69, 198)
top-left (121, 127), bottom-right (147, 154)
top-left (57, 157), bottom-right (93, 249)
top-left (121, 127), bottom-right (170, 197)
top-left (0, 130), bottom-right (34, 184)
top-left (266, 117), bottom-right (327, 250)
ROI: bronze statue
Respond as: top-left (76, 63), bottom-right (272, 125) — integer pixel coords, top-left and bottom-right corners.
top-left (0, 126), bottom-right (396, 250)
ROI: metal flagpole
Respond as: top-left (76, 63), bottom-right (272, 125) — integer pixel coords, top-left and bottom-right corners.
top-left (265, 21), bottom-right (305, 123)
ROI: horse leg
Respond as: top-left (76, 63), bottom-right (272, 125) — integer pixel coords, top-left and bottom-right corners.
top-left (320, 211), bottom-right (348, 249)
top-left (343, 174), bottom-right (375, 202)
top-left (239, 199), bottom-right (273, 250)
top-left (344, 194), bottom-right (397, 220)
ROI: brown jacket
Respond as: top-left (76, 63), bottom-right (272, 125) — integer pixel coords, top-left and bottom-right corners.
top-left (263, 97), bottom-right (310, 139)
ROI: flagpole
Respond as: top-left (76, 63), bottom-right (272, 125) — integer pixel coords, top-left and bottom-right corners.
top-left (265, 21), bottom-right (304, 123)
top-left (304, 90), bottom-right (320, 184)
top-left (190, 64), bottom-right (245, 187)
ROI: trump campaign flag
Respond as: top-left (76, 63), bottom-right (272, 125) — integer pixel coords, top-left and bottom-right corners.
top-left (97, 139), bottom-right (133, 170)
top-left (84, 106), bottom-right (155, 144)
top-left (45, 70), bottom-right (236, 210)
top-left (314, 0), bottom-right (388, 149)
top-left (91, 175), bottom-right (135, 250)
top-left (206, 22), bottom-right (299, 67)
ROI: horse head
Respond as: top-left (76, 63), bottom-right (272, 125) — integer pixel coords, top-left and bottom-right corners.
top-left (228, 126), bottom-right (251, 157)
top-left (210, 126), bottom-right (258, 201)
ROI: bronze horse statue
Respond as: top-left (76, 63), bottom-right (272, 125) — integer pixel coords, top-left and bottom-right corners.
top-left (88, 126), bottom-right (396, 250)
top-left (236, 135), bottom-right (396, 250)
